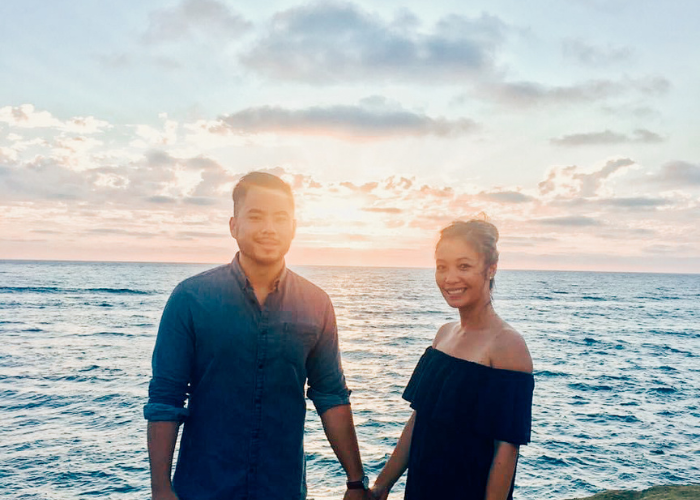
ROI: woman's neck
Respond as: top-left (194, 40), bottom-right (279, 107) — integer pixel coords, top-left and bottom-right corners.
top-left (458, 299), bottom-right (496, 331)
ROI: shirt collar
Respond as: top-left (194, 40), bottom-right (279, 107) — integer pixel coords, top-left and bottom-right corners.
top-left (230, 252), bottom-right (288, 292)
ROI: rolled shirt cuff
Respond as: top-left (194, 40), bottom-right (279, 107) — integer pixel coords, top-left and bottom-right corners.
top-left (307, 387), bottom-right (352, 415)
top-left (143, 402), bottom-right (190, 422)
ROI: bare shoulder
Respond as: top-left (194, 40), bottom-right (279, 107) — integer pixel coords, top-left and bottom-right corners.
top-left (432, 321), bottom-right (457, 348)
top-left (491, 322), bottom-right (533, 374)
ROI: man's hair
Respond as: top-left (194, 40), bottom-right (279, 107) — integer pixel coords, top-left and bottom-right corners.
top-left (232, 172), bottom-right (294, 217)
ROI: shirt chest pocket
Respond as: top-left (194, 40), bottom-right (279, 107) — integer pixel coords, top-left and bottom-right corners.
top-left (281, 321), bottom-right (320, 367)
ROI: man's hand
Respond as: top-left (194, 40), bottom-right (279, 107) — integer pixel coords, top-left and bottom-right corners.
top-left (343, 488), bottom-right (371, 500)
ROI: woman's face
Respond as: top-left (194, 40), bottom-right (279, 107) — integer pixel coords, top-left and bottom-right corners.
top-left (435, 237), bottom-right (494, 310)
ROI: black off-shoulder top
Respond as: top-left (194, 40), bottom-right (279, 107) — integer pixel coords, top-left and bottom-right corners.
top-left (401, 346), bottom-right (535, 500)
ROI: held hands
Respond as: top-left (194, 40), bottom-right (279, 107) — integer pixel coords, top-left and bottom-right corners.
top-left (368, 484), bottom-right (390, 500)
top-left (343, 488), bottom-right (372, 500)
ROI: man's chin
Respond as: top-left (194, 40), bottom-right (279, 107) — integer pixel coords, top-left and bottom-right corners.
top-left (250, 251), bottom-right (285, 266)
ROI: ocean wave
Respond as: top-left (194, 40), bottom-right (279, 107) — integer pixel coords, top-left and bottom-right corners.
top-left (0, 286), bottom-right (152, 295)
top-left (2, 262), bottom-right (699, 500)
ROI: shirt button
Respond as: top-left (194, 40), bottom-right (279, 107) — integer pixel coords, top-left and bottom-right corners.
top-left (258, 363), bottom-right (263, 369)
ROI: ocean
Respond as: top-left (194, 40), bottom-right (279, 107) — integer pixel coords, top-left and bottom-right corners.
top-left (1, 260), bottom-right (699, 500)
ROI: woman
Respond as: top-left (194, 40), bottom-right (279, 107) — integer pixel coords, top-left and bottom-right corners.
top-left (371, 219), bottom-right (534, 500)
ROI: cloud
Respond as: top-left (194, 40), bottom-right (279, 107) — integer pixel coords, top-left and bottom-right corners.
top-left (643, 243), bottom-right (697, 255)
top-left (648, 161), bottom-right (700, 187)
top-left (361, 207), bottom-right (402, 213)
top-left (133, 117), bottom-right (179, 146)
top-left (216, 99), bottom-right (478, 139)
top-left (551, 128), bottom-right (664, 146)
top-left (341, 181), bottom-right (379, 193)
top-left (175, 231), bottom-right (225, 240)
top-left (478, 76), bottom-right (669, 107)
top-left (146, 195), bottom-right (178, 204)
top-left (0, 105), bottom-right (110, 133)
top-left (501, 235), bottom-right (558, 246)
top-left (563, 39), bottom-right (633, 66)
top-left (601, 104), bottom-right (659, 119)
top-left (538, 158), bottom-right (635, 198)
top-left (478, 190), bottom-right (534, 203)
top-left (143, 0), bottom-right (251, 43)
top-left (242, 2), bottom-right (507, 84)
top-left (87, 228), bottom-right (156, 239)
top-left (536, 215), bottom-right (602, 226)
top-left (0, 143), bottom-right (235, 209)
top-left (595, 196), bottom-right (671, 208)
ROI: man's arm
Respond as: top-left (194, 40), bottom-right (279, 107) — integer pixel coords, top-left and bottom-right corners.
top-left (319, 404), bottom-right (368, 500)
top-left (147, 421), bottom-right (181, 500)
top-left (144, 284), bottom-right (195, 500)
top-left (306, 299), bottom-right (367, 498)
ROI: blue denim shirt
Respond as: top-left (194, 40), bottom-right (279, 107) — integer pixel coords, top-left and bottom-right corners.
top-left (144, 256), bottom-right (351, 500)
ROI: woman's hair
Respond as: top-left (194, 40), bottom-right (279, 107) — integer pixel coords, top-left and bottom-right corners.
top-left (437, 216), bottom-right (499, 290)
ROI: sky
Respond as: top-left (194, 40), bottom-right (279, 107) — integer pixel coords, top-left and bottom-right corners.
top-left (1, 0), bottom-right (699, 272)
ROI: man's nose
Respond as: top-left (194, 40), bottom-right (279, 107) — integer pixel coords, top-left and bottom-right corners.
top-left (261, 217), bottom-right (276, 233)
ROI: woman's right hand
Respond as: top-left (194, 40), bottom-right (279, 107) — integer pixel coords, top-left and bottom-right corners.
top-left (369, 483), bottom-right (390, 500)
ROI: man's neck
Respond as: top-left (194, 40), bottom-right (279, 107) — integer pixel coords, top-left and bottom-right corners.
top-left (238, 253), bottom-right (285, 294)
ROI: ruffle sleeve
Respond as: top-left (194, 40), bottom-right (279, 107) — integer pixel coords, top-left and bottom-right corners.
top-left (402, 347), bottom-right (534, 445)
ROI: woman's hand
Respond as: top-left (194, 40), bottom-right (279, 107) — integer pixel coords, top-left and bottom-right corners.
top-left (369, 483), bottom-right (390, 500)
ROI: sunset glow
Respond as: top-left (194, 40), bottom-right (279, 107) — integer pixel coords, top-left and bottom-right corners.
top-left (1, 1), bottom-right (699, 273)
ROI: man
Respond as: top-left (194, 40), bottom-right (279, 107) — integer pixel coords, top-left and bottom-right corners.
top-left (144, 172), bottom-right (369, 500)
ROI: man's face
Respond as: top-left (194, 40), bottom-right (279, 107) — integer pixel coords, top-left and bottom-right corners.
top-left (230, 185), bottom-right (296, 267)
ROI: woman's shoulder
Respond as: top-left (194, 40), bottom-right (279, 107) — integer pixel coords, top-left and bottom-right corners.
top-left (432, 321), bottom-right (458, 347)
top-left (490, 322), bottom-right (533, 374)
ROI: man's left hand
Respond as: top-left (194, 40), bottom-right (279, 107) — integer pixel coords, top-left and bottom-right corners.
top-left (343, 489), bottom-right (371, 500)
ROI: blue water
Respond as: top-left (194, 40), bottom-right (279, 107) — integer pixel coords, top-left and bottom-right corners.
top-left (1, 261), bottom-right (699, 500)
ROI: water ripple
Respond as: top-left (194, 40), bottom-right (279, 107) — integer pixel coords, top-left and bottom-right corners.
top-left (0, 262), bottom-right (699, 499)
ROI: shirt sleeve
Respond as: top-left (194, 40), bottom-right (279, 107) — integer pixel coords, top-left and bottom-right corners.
top-left (305, 299), bottom-right (351, 415)
top-left (143, 283), bottom-right (195, 422)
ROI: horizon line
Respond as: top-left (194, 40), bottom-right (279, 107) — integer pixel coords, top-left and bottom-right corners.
top-left (1, 257), bottom-right (698, 277)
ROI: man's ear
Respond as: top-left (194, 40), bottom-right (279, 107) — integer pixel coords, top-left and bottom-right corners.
top-left (229, 217), bottom-right (237, 239)
top-left (292, 219), bottom-right (297, 240)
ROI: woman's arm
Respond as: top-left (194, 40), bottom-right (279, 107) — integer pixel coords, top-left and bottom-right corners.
top-left (484, 440), bottom-right (519, 500)
top-left (370, 411), bottom-right (416, 500)
top-left (486, 324), bottom-right (532, 499)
